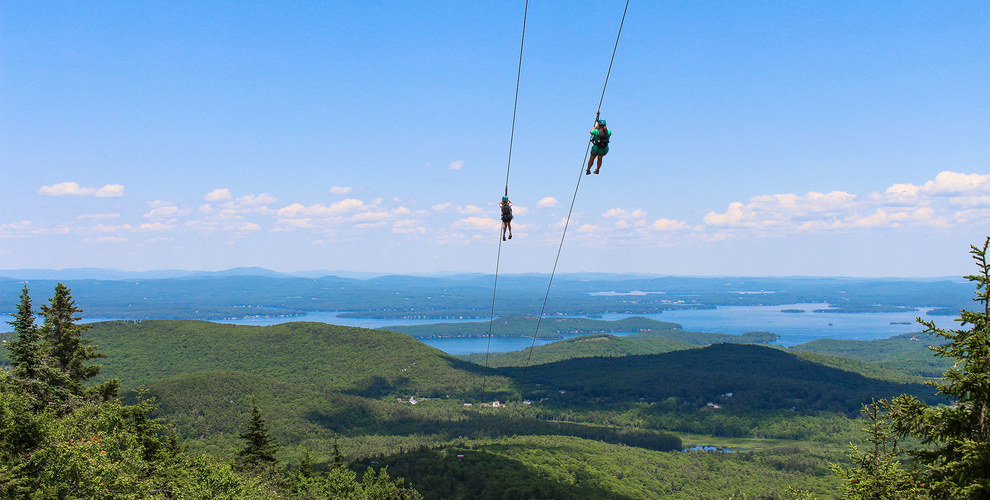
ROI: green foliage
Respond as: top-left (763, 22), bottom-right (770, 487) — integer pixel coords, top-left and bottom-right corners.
top-left (832, 400), bottom-right (929, 499)
top-left (625, 328), bottom-right (780, 346)
top-left (0, 394), bottom-right (269, 499)
top-left (4, 285), bottom-right (41, 381)
top-left (84, 320), bottom-right (515, 397)
top-left (2, 284), bottom-right (119, 415)
top-left (460, 333), bottom-right (695, 367)
top-left (0, 290), bottom-right (421, 499)
top-left (508, 344), bottom-right (937, 413)
top-left (883, 237), bottom-right (990, 498)
top-left (790, 351), bottom-right (928, 385)
top-left (237, 398), bottom-right (279, 473)
top-left (367, 435), bottom-right (840, 499)
top-left (791, 333), bottom-right (951, 378)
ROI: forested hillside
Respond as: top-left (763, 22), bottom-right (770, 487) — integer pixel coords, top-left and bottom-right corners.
top-left (508, 343), bottom-right (938, 412)
top-left (82, 320), bottom-right (515, 397)
top-left (789, 332), bottom-right (952, 378)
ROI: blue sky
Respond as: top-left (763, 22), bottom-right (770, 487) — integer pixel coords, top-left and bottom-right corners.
top-left (2, 1), bottom-right (988, 276)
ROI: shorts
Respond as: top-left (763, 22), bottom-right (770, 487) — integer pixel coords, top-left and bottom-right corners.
top-left (592, 144), bottom-right (609, 156)
top-left (501, 214), bottom-right (513, 223)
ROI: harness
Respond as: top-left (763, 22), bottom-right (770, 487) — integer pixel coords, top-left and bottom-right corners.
top-left (501, 203), bottom-right (512, 217)
top-left (593, 127), bottom-right (610, 148)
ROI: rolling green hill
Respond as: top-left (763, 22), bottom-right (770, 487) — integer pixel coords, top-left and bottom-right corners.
top-left (383, 315), bottom-right (683, 339)
top-left (85, 320), bottom-right (515, 397)
top-left (506, 343), bottom-right (937, 413)
top-left (365, 435), bottom-right (840, 499)
top-left (625, 329), bottom-right (780, 345)
top-left (788, 332), bottom-right (951, 378)
top-left (459, 334), bottom-right (697, 367)
top-left (134, 369), bottom-right (681, 462)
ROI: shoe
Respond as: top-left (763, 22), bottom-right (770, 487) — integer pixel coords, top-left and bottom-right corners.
top-left (585, 170), bottom-right (591, 175)
top-left (508, 234), bottom-right (512, 239)
top-left (594, 169), bottom-right (600, 175)
top-left (503, 235), bottom-right (506, 241)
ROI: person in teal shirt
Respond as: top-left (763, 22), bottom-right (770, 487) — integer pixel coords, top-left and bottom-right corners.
top-left (586, 110), bottom-right (611, 175)
top-left (500, 196), bottom-right (513, 240)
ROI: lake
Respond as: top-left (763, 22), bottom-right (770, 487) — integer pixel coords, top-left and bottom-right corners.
top-left (0, 303), bottom-right (960, 355)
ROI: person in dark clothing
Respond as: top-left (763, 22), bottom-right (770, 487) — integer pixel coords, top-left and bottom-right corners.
top-left (500, 196), bottom-right (513, 240)
top-left (587, 110), bottom-right (611, 175)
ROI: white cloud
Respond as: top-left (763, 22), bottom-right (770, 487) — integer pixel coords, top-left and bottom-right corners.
top-left (923, 171), bottom-right (990, 195)
top-left (454, 217), bottom-right (500, 231)
top-left (704, 191), bottom-right (857, 228)
top-left (356, 221), bottom-right (388, 229)
top-left (956, 208), bottom-right (990, 223)
top-left (144, 201), bottom-right (190, 219)
top-left (950, 195), bottom-right (990, 208)
top-left (137, 222), bottom-right (175, 232)
top-left (91, 223), bottom-right (133, 232)
top-left (275, 218), bottom-right (314, 230)
top-left (537, 197), bottom-right (557, 208)
top-left (448, 160), bottom-right (465, 171)
top-left (237, 222), bottom-right (261, 231)
top-left (603, 208), bottom-right (646, 219)
top-left (393, 206), bottom-right (411, 215)
top-left (393, 220), bottom-right (426, 234)
top-left (204, 188), bottom-right (232, 202)
top-left (512, 206), bottom-right (528, 215)
top-left (458, 205), bottom-right (483, 215)
top-left (89, 236), bottom-right (127, 243)
top-left (650, 218), bottom-right (689, 231)
top-left (38, 182), bottom-right (124, 197)
top-left (702, 171), bottom-right (990, 235)
top-left (577, 224), bottom-right (599, 233)
top-left (95, 185), bottom-right (125, 197)
top-left (353, 211), bottom-right (391, 221)
top-left (277, 198), bottom-right (365, 217)
top-left (432, 202), bottom-right (452, 211)
top-left (78, 213), bottom-right (120, 220)
top-left (238, 193), bottom-right (277, 206)
top-left (330, 186), bottom-right (353, 195)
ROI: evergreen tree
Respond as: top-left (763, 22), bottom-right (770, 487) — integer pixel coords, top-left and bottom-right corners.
top-left (833, 400), bottom-right (928, 499)
top-left (39, 283), bottom-right (101, 385)
top-left (34, 283), bottom-right (119, 411)
top-left (886, 237), bottom-right (990, 498)
top-left (5, 285), bottom-right (41, 381)
top-left (237, 398), bottom-right (279, 473)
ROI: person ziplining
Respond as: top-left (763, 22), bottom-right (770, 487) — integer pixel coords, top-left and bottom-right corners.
top-left (500, 195), bottom-right (513, 240)
top-left (586, 109), bottom-right (611, 175)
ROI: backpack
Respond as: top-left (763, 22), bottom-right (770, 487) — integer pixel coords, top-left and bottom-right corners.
top-left (594, 127), bottom-right (610, 148)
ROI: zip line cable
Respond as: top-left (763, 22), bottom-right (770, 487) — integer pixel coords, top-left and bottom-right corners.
top-left (518, 0), bottom-right (630, 393)
top-left (481, 0), bottom-right (529, 397)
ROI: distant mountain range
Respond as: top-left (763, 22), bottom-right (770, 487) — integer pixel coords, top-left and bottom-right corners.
top-left (0, 266), bottom-right (384, 280)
